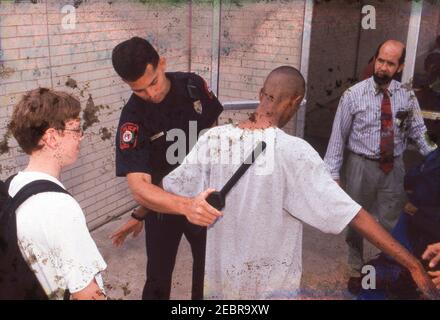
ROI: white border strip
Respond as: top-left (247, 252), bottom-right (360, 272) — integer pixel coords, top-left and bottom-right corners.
top-left (402, 0), bottom-right (423, 85)
top-left (211, 0), bottom-right (221, 97)
top-left (222, 100), bottom-right (307, 111)
top-left (296, 0), bottom-right (313, 138)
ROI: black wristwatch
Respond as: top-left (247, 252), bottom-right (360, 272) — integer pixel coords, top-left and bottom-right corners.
top-left (131, 208), bottom-right (146, 221)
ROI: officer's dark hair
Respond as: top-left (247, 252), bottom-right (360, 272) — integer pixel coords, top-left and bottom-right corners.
top-left (9, 88), bottom-right (81, 155)
top-left (374, 41), bottom-right (406, 66)
top-left (112, 37), bottom-right (160, 82)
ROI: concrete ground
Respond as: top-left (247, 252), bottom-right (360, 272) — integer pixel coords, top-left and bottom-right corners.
top-left (91, 212), bottom-right (379, 300)
top-left (92, 213), bottom-right (195, 300)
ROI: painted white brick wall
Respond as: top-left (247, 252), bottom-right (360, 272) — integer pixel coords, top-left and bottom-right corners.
top-left (0, 0), bottom-right (191, 229)
top-left (1, 0), bottom-right (306, 228)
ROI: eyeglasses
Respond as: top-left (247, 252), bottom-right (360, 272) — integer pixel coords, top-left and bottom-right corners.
top-left (63, 128), bottom-right (84, 137)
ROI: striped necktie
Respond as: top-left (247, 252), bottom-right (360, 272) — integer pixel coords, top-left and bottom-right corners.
top-left (379, 90), bottom-right (394, 174)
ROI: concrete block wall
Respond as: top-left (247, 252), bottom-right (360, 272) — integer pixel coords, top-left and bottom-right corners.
top-left (0, 0), bottom-right (307, 228)
top-left (218, 108), bottom-right (255, 126)
top-left (189, 0), bottom-right (214, 86)
top-left (0, 0), bottom-right (191, 229)
top-left (217, 0), bottom-right (305, 135)
top-left (189, 0), bottom-right (306, 136)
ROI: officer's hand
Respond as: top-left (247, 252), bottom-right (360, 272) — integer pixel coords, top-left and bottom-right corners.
top-left (422, 243), bottom-right (440, 268)
top-left (109, 218), bottom-right (144, 247)
top-left (410, 264), bottom-right (440, 299)
top-left (185, 188), bottom-right (223, 226)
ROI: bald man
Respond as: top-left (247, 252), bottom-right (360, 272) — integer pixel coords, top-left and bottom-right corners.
top-left (163, 66), bottom-right (438, 299)
top-left (324, 40), bottom-right (437, 277)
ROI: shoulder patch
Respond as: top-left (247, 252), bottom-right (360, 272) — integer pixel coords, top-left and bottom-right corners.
top-left (120, 122), bottom-right (139, 150)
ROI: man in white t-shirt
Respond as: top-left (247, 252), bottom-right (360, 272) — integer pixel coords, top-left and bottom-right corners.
top-left (163, 66), bottom-right (439, 299)
top-left (7, 88), bottom-right (107, 300)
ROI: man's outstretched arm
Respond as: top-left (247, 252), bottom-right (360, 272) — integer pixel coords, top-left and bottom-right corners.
top-left (350, 208), bottom-right (440, 299)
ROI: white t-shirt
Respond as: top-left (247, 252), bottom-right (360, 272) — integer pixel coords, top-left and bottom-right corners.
top-left (9, 171), bottom-right (107, 299)
top-left (163, 124), bottom-right (361, 299)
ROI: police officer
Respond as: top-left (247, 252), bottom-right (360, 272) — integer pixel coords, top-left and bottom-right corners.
top-left (110, 37), bottom-right (223, 300)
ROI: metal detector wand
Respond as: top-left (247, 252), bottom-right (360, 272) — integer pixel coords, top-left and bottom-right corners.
top-left (206, 141), bottom-right (267, 210)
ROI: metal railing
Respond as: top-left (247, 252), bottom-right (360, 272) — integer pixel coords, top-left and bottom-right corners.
top-left (222, 100), bottom-right (259, 111)
top-left (222, 100), bottom-right (307, 111)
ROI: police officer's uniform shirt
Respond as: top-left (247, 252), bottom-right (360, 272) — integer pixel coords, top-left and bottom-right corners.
top-left (163, 125), bottom-right (361, 299)
top-left (116, 72), bottom-right (223, 185)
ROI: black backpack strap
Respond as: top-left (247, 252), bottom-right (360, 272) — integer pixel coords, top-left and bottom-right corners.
top-left (10, 180), bottom-right (70, 213)
top-left (0, 179), bottom-right (71, 300)
top-left (0, 179), bottom-right (8, 196)
top-left (5, 173), bottom-right (17, 186)
top-left (12, 180), bottom-right (71, 300)
top-left (0, 174), bottom-right (17, 204)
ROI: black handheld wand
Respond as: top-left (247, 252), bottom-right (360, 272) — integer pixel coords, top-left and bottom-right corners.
top-left (206, 141), bottom-right (267, 210)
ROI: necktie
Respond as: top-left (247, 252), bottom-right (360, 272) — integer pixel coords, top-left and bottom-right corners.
top-left (379, 90), bottom-right (394, 174)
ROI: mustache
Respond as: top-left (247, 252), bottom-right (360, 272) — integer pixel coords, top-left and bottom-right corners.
top-left (373, 72), bottom-right (392, 85)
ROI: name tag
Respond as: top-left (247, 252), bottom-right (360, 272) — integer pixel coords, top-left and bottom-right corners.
top-left (150, 131), bottom-right (164, 141)
top-left (193, 100), bottom-right (203, 114)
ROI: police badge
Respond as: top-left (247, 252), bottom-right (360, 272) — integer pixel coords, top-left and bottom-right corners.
top-left (193, 100), bottom-right (203, 114)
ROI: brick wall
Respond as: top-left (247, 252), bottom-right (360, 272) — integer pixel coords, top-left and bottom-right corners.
top-left (217, 0), bottom-right (305, 135)
top-left (189, 0), bottom-right (214, 86)
top-left (2, 0), bottom-right (425, 227)
top-left (189, 0), bottom-right (305, 135)
top-left (218, 108), bottom-right (255, 126)
top-left (0, 0), bottom-right (307, 228)
top-left (0, 0), bottom-right (191, 229)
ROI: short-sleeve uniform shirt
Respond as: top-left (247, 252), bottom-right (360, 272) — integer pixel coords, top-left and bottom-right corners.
top-left (115, 72), bottom-right (223, 185)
